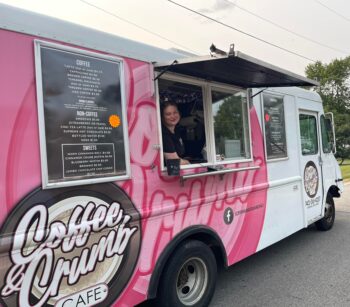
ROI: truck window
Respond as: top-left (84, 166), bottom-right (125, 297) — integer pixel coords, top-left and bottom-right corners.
top-left (158, 78), bottom-right (207, 164)
top-left (212, 88), bottom-right (250, 161)
top-left (299, 114), bottom-right (318, 155)
top-left (158, 75), bottom-right (251, 168)
top-left (262, 94), bottom-right (287, 160)
top-left (320, 115), bottom-right (333, 153)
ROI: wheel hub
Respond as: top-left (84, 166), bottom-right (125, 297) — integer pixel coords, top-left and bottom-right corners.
top-left (176, 257), bottom-right (208, 306)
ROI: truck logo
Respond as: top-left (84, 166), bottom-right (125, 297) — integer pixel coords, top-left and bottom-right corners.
top-left (0, 183), bottom-right (141, 307)
top-left (224, 208), bottom-right (234, 224)
top-left (304, 161), bottom-right (319, 198)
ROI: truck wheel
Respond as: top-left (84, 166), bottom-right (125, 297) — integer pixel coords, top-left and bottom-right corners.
top-left (156, 240), bottom-right (217, 307)
top-left (315, 196), bottom-right (335, 231)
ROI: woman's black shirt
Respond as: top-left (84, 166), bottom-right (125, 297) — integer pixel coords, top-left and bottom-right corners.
top-left (162, 125), bottom-right (186, 158)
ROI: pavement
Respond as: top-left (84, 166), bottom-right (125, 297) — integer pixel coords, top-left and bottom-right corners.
top-left (335, 181), bottom-right (350, 212)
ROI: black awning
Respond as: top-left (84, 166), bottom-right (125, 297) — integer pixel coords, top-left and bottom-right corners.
top-left (154, 51), bottom-right (318, 88)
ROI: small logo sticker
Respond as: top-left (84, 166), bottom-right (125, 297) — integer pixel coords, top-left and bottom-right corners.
top-left (109, 114), bottom-right (121, 128)
top-left (304, 161), bottom-right (319, 198)
top-left (224, 208), bottom-right (234, 225)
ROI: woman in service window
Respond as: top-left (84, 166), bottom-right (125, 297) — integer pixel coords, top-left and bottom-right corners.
top-left (161, 101), bottom-right (190, 165)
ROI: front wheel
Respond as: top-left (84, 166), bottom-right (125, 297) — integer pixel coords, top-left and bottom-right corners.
top-left (315, 196), bottom-right (335, 231)
top-left (156, 240), bottom-right (217, 307)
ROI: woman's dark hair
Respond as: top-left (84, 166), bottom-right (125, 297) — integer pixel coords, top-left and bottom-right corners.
top-left (160, 101), bottom-right (179, 118)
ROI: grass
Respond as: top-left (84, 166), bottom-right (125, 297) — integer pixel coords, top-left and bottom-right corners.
top-left (339, 159), bottom-right (350, 182)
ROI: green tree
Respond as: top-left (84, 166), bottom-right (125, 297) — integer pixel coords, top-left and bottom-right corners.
top-left (213, 96), bottom-right (245, 156)
top-left (305, 57), bottom-right (350, 163)
top-left (214, 96), bottom-right (243, 139)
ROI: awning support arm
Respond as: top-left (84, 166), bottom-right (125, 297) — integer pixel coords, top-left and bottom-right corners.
top-left (153, 60), bottom-right (178, 81)
top-left (251, 87), bottom-right (268, 99)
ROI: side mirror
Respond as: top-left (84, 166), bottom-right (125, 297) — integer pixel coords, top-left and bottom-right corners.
top-left (325, 113), bottom-right (336, 154)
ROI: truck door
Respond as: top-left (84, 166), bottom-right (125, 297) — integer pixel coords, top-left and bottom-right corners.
top-left (319, 114), bottom-right (337, 193)
top-left (299, 112), bottom-right (324, 224)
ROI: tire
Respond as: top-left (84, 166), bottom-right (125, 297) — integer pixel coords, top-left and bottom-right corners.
top-left (156, 240), bottom-right (217, 307)
top-left (315, 196), bottom-right (335, 231)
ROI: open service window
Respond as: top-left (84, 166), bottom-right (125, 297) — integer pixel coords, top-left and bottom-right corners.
top-left (157, 73), bottom-right (251, 170)
top-left (158, 75), bottom-right (208, 167)
top-left (34, 40), bottom-right (130, 188)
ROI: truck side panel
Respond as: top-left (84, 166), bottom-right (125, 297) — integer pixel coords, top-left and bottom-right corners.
top-left (256, 92), bottom-right (305, 250)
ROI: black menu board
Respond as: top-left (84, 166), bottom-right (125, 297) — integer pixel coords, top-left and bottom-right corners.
top-left (263, 94), bottom-right (287, 159)
top-left (36, 42), bottom-right (128, 187)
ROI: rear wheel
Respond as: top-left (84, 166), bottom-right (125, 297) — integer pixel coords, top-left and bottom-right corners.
top-left (315, 196), bottom-right (335, 231)
top-left (156, 240), bottom-right (217, 307)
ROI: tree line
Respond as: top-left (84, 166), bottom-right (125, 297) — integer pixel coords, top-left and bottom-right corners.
top-left (305, 58), bottom-right (350, 163)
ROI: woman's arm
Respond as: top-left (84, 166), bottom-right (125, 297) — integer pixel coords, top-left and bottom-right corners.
top-left (164, 152), bottom-right (190, 165)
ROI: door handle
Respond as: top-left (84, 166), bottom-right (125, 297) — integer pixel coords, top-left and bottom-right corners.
top-left (318, 155), bottom-right (323, 166)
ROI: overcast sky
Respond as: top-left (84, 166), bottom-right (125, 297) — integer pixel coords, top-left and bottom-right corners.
top-left (1, 0), bottom-right (350, 76)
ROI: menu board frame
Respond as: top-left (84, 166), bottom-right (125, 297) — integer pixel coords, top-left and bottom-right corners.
top-left (262, 93), bottom-right (288, 161)
top-left (34, 40), bottom-right (130, 189)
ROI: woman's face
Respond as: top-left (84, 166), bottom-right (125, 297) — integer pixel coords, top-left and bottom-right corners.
top-left (163, 105), bottom-right (180, 128)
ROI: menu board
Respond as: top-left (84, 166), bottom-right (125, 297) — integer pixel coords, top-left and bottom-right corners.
top-left (263, 94), bottom-right (287, 159)
top-left (36, 42), bottom-right (128, 187)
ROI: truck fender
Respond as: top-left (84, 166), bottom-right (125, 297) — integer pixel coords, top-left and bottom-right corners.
top-left (329, 185), bottom-right (340, 198)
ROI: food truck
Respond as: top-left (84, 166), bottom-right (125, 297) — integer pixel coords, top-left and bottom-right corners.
top-left (0, 3), bottom-right (343, 307)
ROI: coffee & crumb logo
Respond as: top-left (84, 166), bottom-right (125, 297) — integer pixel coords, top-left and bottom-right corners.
top-left (0, 183), bottom-right (141, 307)
top-left (304, 161), bottom-right (319, 198)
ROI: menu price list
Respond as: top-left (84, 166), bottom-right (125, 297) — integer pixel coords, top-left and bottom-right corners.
top-left (63, 144), bottom-right (115, 178)
top-left (38, 44), bottom-right (127, 184)
top-left (263, 94), bottom-right (287, 159)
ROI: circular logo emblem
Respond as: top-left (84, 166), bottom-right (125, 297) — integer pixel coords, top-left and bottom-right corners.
top-left (304, 161), bottom-right (319, 198)
top-left (224, 207), bottom-right (234, 225)
top-left (0, 183), bottom-right (141, 307)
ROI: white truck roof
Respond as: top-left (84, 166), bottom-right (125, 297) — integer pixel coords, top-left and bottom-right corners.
top-left (264, 87), bottom-right (322, 103)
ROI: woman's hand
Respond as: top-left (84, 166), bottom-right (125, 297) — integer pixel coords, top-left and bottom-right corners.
top-left (164, 152), bottom-right (190, 165)
top-left (180, 159), bottom-right (190, 165)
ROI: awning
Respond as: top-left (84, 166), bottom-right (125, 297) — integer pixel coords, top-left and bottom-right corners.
top-left (154, 51), bottom-right (319, 88)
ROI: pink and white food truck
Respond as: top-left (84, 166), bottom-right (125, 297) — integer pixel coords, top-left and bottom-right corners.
top-left (0, 4), bottom-right (344, 307)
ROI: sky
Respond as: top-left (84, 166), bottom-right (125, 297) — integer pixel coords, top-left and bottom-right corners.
top-left (1, 0), bottom-right (350, 77)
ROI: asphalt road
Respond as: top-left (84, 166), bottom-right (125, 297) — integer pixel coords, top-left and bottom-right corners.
top-left (210, 183), bottom-right (350, 307)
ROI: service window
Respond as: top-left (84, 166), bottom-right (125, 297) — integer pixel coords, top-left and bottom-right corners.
top-left (263, 94), bottom-right (287, 160)
top-left (158, 77), bottom-right (207, 164)
top-left (157, 74), bottom-right (251, 169)
top-left (320, 115), bottom-right (333, 153)
top-left (212, 88), bottom-right (250, 161)
top-left (299, 114), bottom-right (318, 155)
